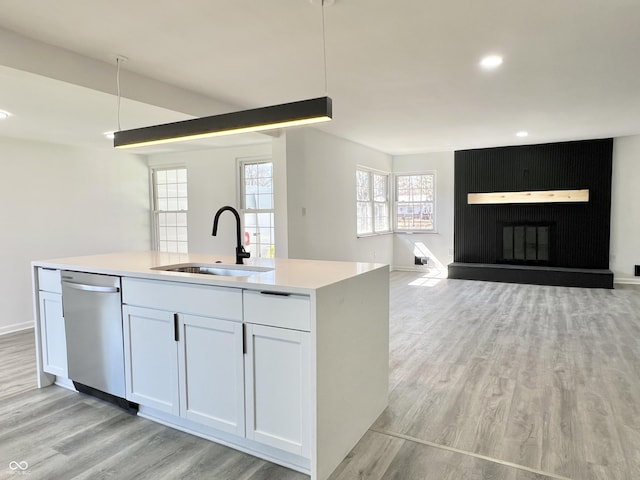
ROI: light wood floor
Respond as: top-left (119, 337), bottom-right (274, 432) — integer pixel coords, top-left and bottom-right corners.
top-left (1, 273), bottom-right (639, 479)
top-left (0, 329), bottom-right (36, 400)
top-left (376, 273), bottom-right (640, 480)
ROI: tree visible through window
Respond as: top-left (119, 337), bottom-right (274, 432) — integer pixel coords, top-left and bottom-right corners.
top-left (152, 167), bottom-right (188, 253)
top-left (241, 160), bottom-right (275, 258)
top-left (357, 168), bottom-right (390, 236)
top-left (395, 173), bottom-right (435, 231)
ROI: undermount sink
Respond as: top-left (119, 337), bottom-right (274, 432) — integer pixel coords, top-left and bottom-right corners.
top-left (152, 263), bottom-right (273, 277)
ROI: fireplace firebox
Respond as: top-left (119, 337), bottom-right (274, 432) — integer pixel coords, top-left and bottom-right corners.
top-left (499, 223), bottom-right (554, 265)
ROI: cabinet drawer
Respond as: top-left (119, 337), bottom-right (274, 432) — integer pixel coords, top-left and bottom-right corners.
top-left (243, 290), bottom-right (310, 331)
top-left (38, 268), bottom-right (61, 294)
top-left (122, 278), bottom-right (242, 321)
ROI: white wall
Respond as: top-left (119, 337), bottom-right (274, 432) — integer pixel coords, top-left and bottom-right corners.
top-left (392, 151), bottom-right (455, 271)
top-left (282, 130), bottom-right (307, 258)
top-left (1, 136), bottom-right (150, 334)
top-left (284, 128), bottom-right (394, 264)
top-left (147, 143), bottom-right (274, 258)
top-left (611, 134), bottom-right (640, 283)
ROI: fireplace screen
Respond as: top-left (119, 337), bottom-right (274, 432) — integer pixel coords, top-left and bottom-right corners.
top-left (502, 224), bottom-right (551, 264)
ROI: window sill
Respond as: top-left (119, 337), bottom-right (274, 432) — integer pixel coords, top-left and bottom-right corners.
top-left (395, 230), bottom-right (438, 235)
top-left (357, 231), bottom-right (393, 239)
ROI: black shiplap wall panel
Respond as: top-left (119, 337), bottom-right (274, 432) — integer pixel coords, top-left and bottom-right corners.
top-left (454, 139), bottom-right (613, 269)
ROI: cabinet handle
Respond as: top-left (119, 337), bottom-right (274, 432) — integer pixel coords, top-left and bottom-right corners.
top-left (259, 291), bottom-right (291, 297)
top-left (174, 313), bottom-right (179, 342)
top-left (242, 323), bottom-right (246, 355)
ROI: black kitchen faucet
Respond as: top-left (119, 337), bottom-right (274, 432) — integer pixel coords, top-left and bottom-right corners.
top-left (212, 206), bottom-right (251, 265)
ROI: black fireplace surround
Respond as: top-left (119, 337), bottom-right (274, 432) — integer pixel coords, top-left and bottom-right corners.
top-left (448, 139), bottom-right (614, 288)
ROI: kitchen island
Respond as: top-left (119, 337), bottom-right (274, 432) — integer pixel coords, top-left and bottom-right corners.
top-left (31, 251), bottom-right (389, 480)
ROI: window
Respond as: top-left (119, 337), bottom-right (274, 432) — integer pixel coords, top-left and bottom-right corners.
top-left (356, 168), bottom-right (390, 236)
top-left (240, 160), bottom-right (275, 258)
top-left (395, 173), bottom-right (435, 232)
top-left (152, 167), bottom-right (188, 253)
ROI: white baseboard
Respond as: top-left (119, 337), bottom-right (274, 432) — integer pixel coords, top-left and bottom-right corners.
top-left (391, 265), bottom-right (432, 273)
top-left (614, 277), bottom-right (640, 286)
top-left (0, 321), bottom-right (34, 336)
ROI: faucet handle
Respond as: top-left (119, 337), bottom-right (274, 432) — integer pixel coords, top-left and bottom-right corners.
top-left (236, 246), bottom-right (251, 264)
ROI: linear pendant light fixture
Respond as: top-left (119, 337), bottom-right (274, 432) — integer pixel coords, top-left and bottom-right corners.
top-left (113, 1), bottom-right (333, 149)
top-left (114, 96), bottom-right (332, 149)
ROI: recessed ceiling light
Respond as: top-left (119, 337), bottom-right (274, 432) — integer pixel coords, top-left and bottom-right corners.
top-left (480, 55), bottom-right (503, 69)
top-left (103, 131), bottom-right (115, 139)
top-left (516, 131), bottom-right (529, 137)
top-left (0, 110), bottom-right (12, 119)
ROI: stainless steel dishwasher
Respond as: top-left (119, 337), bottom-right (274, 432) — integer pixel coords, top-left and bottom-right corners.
top-left (61, 271), bottom-right (135, 411)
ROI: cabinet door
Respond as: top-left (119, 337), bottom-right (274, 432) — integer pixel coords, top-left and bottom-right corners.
top-left (177, 314), bottom-right (245, 435)
top-left (244, 324), bottom-right (310, 457)
top-left (122, 305), bottom-right (179, 415)
top-left (39, 291), bottom-right (67, 377)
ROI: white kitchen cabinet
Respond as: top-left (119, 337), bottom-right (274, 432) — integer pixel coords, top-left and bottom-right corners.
top-left (122, 305), bottom-right (179, 415)
top-left (243, 290), bottom-right (310, 331)
top-left (243, 291), bottom-right (311, 457)
top-left (243, 289), bottom-right (311, 458)
top-left (177, 313), bottom-right (245, 435)
top-left (123, 305), bottom-right (245, 433)
top-left (39, 290), bottom-right (67, 377)
top-left (37, 268), bottom-right (67, 378)
top-left (121, 278), bottom-right (245, 434)
top-left (245, 324), bottom-right (310, 457)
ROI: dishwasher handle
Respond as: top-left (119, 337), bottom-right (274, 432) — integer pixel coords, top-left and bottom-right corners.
top-left (62, 281), bottom-right (120, 293)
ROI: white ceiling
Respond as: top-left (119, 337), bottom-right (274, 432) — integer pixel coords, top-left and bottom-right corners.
top-left (0, 65), bottom-right (188, 150)
top-left (1, 0), bottom-right (640, 155)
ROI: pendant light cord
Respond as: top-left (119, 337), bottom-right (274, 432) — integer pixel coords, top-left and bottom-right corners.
top-left (116, 56), bottom-right (122, 131)
top-left (321, 0), bottom-right (328, 95)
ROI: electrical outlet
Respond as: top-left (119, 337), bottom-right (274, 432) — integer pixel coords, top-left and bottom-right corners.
top-left (414, 256), bottom-right (429, 266)
top-left (635, 265), bottom-right (640, 276)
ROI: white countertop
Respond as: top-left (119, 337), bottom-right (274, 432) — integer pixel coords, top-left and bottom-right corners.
top-left (32, 251), bottom-right (387, 294)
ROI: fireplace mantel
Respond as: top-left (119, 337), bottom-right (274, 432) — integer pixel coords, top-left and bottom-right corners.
top-left (467, 189), bottom-right (589, 205)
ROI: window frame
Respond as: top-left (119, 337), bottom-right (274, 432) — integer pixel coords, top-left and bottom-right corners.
top-left (150, 166), bottom-right (189, 253)
top-left (238, 157), bottom-right (275, 258)
top-left (356, 166), bottom-right (391, 237)
top-left (393, 171), bottom-right (437, 233)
